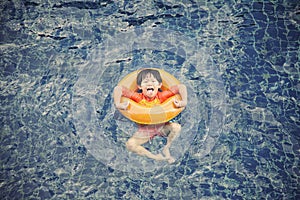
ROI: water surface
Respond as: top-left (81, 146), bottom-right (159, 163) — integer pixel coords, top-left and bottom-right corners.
top-left (1, 1), bottom-right (299, 199)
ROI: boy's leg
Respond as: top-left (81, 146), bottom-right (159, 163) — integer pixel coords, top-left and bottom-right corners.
top-left (126, 135), bottom-right (166, 161)
top-left (161, 122), bottom-right (181, 163)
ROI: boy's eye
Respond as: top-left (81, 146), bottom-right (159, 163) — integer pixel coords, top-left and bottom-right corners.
top-left (141, 79), bottom-right (159, 85)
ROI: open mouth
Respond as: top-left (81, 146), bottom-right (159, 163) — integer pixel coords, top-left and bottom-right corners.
top-left (147, 87), bottom-right (154, 91)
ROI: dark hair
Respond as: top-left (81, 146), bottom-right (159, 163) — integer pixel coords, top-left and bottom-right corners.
top-left (136, 69), bottom-right (162, 86)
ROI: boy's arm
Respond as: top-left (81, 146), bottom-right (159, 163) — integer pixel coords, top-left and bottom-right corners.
top-left (170, 84), bottom-right (187, 108)
top-left (113, 86), bottom-right (129, 110)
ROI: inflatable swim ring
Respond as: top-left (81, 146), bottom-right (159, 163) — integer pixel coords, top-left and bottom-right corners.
top-left (117, 68), bottom-right (184, 124)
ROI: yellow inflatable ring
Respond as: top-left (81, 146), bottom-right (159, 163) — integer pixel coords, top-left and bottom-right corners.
top-left (117, 68), bottom-right (184, 125)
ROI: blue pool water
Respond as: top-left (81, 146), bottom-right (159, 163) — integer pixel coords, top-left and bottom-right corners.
top-left (1, 1), bottom-right (299, 199)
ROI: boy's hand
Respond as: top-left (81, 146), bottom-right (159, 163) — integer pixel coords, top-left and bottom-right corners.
top-left (174, 99), bottom-right (187, 108)
top-left (116, 101), bottom-right (129, 110)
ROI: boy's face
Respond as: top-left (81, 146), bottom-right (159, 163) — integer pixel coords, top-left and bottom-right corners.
top-left (138, 73), bottom-right (162, 99)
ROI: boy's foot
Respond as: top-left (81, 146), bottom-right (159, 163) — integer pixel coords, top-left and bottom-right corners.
top-left (162, 147), bottom-right (176, 164)
top-left (153, 154), bottom-right (167, 161)
top-left (167, 156), bottom-right (175, 164)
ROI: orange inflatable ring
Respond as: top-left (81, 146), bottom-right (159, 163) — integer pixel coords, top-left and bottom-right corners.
top-left (117, 68), bottom-right (184, 125)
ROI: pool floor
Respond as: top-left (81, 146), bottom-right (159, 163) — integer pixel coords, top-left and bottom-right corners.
top-left (0, 1), bottom-right (299, 199)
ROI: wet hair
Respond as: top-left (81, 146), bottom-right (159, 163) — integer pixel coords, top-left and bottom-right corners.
top-left (136, 69), bottom-right (163, 92)
top-left (136, 69), bottom-right (162, 86)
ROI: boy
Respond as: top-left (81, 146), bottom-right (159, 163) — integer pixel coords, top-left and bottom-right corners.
top-left (114, 69), bottom-right (187, 163)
